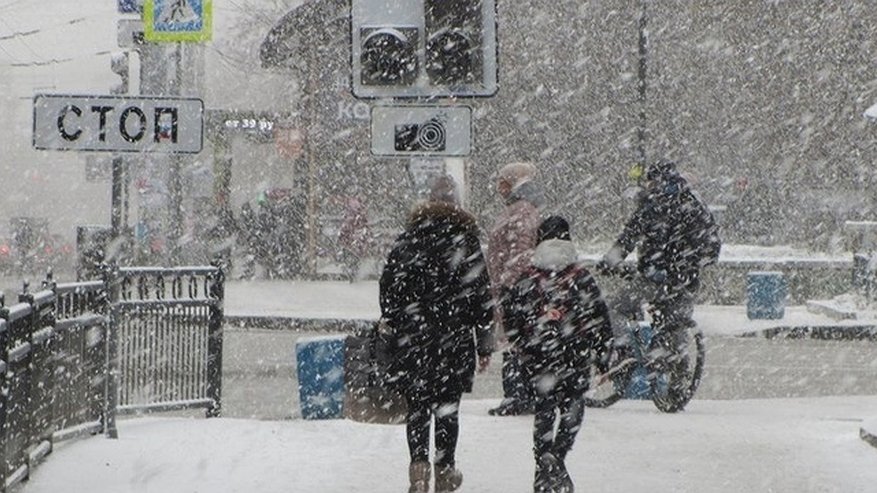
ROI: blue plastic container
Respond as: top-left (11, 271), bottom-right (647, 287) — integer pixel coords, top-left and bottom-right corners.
top-left (747, 271), bottom-right (787, 320)
top-left (624, 322), bottom-right (653, 400)
top-left (296, 335), bottom-right (347, 419)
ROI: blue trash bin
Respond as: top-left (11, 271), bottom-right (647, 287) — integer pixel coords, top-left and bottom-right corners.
top-left (624, 322), bottom-right (653, 400)
top-left (747, 271), bottom-right (787, 320)
top-left (296, 335), bottom-right (347, 419)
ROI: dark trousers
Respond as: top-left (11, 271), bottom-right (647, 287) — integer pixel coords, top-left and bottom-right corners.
top-left (406, 394), bottom-right (462, 467)
top-left (501, 349), bottom-right (535, 404)
top-left (533, 392), bottom-right (585, 461)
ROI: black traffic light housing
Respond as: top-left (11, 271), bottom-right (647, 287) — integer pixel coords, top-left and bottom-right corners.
top-left (351, 0), bottom-right (496, 98)
top-left (424, 0), bottom-right (482, 85)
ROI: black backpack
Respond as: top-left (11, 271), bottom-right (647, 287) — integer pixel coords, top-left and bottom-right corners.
top-left (521, 265), bottom-right (587, 362)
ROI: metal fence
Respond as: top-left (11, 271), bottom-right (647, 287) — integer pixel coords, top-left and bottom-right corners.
top-left (106, 266), bottom-right (224, 437)
top-left (0, 279), bottom-right (107, 491)
top-left (0, 264), bottom-right (223, 492)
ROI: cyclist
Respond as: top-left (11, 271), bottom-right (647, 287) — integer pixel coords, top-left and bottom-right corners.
top-left (598, 160), bottom-right (720, 392)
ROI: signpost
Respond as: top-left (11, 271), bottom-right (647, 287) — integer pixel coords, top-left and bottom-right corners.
top-left (33, 94), bottom-right (204, 154)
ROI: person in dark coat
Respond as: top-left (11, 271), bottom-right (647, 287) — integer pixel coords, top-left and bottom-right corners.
top-left (379, 175), bottom-right (494, 493)
top-left (600, 160), bottom-right (720, 387)
top-left (504, 216), bottom-right (613, 493)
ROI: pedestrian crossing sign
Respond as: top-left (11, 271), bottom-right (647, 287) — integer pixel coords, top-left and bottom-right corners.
top-left (144, 0), bottom-right (212, 42)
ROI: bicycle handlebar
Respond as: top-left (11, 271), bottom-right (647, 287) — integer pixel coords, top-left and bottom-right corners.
top-left (595, 262), bottom-right (638, 281)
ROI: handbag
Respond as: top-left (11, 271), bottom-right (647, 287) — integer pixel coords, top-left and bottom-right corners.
top-left (343, 319), bottom-right (407, 424)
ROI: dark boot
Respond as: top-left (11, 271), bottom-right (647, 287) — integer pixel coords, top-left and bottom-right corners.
top-left (489, 398), bottom-right (535, 416)
top-left (434, 464), bottom-right (463, 493)
top-left (408, 461), bottom-right (430, 493)
top-left (554, 458), bottom-right (574, 493)
top-left (534, 453), bottom-right (557, 493)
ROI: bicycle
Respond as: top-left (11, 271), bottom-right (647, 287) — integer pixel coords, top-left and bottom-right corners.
top-left (583, 264), bottom-right (706, 413)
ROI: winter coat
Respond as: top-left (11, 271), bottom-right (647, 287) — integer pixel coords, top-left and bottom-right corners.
top-left (488, 180), bottom-right (545, 289)
top-left (487, 180), bottom-right (544, 335)
top-left (379, 201), bottom-right (495, 400)
top-left (503, 238), bottom-right (613, 397)
top-left (614, 174), bottom-right (719, 293)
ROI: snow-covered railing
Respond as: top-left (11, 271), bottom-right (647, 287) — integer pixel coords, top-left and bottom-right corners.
top-left (0, 278), bottom-right (108, 493)
top-left (0, 265), bottom-right (224, 492)
top-left (103, 265), bottom-right (224, 438)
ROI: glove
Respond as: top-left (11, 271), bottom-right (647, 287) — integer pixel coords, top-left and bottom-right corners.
top-left (601, 244), bottom-right (625, 269)
top-left (595, 260), bottom-right (613, 275)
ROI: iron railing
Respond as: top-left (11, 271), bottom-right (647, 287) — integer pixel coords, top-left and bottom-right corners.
top-left (0, 264), bottom-right (223, 492)
top-left (105, 266), bottom-right (224, 438)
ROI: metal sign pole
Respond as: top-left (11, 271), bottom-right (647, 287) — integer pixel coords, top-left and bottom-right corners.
top-left (111, 156), bottom-right (125, 235)
top-left (168, 42), bottom-right (185, 264)
top-left (637, 0), bottom-right (649, 169)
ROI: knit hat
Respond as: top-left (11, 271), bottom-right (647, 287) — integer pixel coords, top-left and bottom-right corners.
top-left (537, 215), bottom-right (571, 243)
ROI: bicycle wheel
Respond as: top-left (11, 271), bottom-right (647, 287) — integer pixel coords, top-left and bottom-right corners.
top-left (648, 326), bottom-right (705, 413)
top-left (583, 344), bottom-right (636, 408)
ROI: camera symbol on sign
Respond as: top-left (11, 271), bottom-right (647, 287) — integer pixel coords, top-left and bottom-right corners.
top-left (394, 117), bottom-right (447, 152)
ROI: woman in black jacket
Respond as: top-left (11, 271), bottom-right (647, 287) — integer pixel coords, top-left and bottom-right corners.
top-left (504, 216), bottom-right (613, 493)
top-left (379, 176), bottom-right (494, 493)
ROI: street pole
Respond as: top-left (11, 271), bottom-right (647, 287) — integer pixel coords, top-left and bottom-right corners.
top-left (109, 63), bottom-right (127, 236)
top-left (168, 42), bottom-right (185, 264)
top-left (637, 0), bottom-right (649, 169)
top-left (110, 156), bottom-right (125, 235)
top-left (306, 41), bottom-right (317, 277)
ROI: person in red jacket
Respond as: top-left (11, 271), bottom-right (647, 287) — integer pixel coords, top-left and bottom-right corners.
top-left (487, 162), bottom-right (545, 416)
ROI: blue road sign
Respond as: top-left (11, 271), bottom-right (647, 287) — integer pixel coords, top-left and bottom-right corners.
top-left (118, 0), bottom-right (143, 14)
top-left (145, 0), bottom-right (212, 42)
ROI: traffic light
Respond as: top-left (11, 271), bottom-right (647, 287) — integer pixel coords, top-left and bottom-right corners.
top-left (351, 0), bottom-right (497, 98)
top-left (110, 51), bottom-right (130, 95)
top-left (424, 0), bottom-right (482, 85)
top-left (360, 27), bottom-right (419, 86)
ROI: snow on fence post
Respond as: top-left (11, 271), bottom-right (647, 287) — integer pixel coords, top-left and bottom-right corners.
top-left (0, 312), bottom-right (7, 492)
top-left (206, 261), bottom-right (225, 418)
top-left (51, 274), bottom-right (111, 442)
top-left (20, 285), bottom-right (57, 470)
top-left (1, 284), bottom-right (37, 489)
top-left (104, 263), bottom-right (121, 439)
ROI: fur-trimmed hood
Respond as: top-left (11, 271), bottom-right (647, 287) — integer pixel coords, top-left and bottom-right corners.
top-left (408, 201), bottom-right (478, 231)
top-left (532, 238), bottom-right (578, 271)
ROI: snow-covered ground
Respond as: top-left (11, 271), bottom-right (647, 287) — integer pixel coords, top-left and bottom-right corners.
top-left (222, 279), bottom-right (849, 337)
top-left (8, 262), bottom-right (877, 492)
top-left (19, 397), bottom-right (877, 493)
